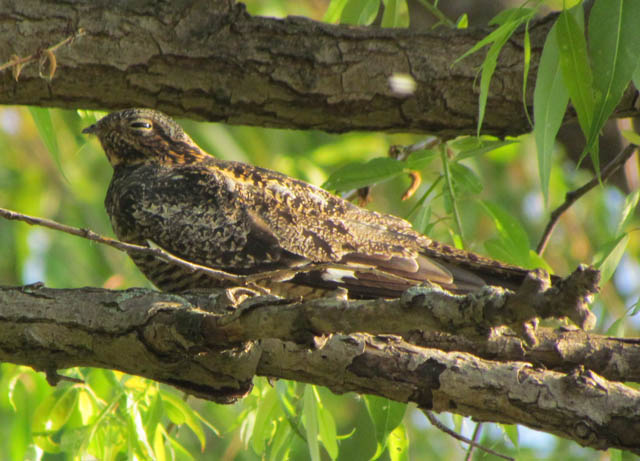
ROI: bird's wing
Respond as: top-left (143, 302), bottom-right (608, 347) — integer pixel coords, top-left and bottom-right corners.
top-left (210, 160), bottom-right (478, 296)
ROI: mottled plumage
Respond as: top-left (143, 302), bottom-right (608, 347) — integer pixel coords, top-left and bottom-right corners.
top-left (84, 108), bottom-right (536, 298)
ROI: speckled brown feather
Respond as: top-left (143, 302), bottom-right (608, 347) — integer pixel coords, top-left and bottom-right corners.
top-left (84, 108), bottom-right (540, 298)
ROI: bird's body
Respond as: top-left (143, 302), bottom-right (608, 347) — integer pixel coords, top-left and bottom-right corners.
top-left (85, 109), bottom-right (533, 298)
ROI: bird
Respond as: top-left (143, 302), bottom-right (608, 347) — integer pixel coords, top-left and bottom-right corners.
top-left (83, 108), bottom-right (536, 299)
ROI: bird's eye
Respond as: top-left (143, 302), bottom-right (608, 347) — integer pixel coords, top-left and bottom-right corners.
top-left (129, 120), bottom-right (152, 130)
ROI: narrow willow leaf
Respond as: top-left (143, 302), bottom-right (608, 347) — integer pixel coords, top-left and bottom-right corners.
top-left (595, 234), bottom-right (629, 285)
top-left (324, 0), bottom-right (350, 23)
top-left (29, 107), bottom-right (67, 181)
top-left (314, 388), bottom-right (338, 460)
top-left (449, 163), bottom-right (483, 196)
top-left (160, 393), bottom-right (206, 452)
top-left (585, 0), bottom-right (640, 157)
top-left (453, 138), bottom-right (517, 160)
top-left (481, 201), bottom-right (530, 266)
top-left (533, 20), bottom-right (569, 203)
top-left (341, 0), bottom-right (380, 25)
top-left (556, 8), bottom-right (595, 161)
top-left (303, 385), bottom-right (321, 461)
top-left (251, 387), bottom-right (279, 454)
top-left (616, 190), bottom-right (640, 236)
top-left (381, 0), bottom-right (408, 28)
top-left (322, 157), bottom-right (405, 191)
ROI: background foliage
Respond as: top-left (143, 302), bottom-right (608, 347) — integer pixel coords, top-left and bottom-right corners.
top-left (1, 0), bottom-right (639, 459)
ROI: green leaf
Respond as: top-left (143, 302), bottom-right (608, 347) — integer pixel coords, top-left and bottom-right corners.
top-left (405, 149), bottom-right (437, 170)
top-left (595, 234), bottom-right (629, 285)
top-left (323, 157), bottom-right (405, 191)
top-left (251, 387), bottom-right (279, 454)
top-left (269, 421), bottom-right (293, 461)
top-left (340, 0), bottom-right (381, 25)
top-left (521, 20), bottom-right (532, 127)
top-left (303, 385), bottom-right (321, 461)
top-left (633, 61), bottom-right (640, 91)
top-left (453, 7), bottom-right (535, 134)
top-left (533, 20), bottom-right (569, 203)
top-left (585, 0), bottom-right (640, 158)
top-left (161, 393), bottom-right (206, 452)
top-left (456, 14), bottom-right (468, 29)
top-left (125, 394), bottom-right (154, 460)
top-left (500, 424), bottom-right (519, 447)
top-left (314, 388), bottom-right (338, 460)
top-left (616, 190), bottom-right (640, 236)
top-left (388, 424), bottom-right (408, 461)
top-left (33, 386), bottom-right (79, 434)
top-left (480, 201), bottom-right (530, 266)
top-left (621, 129), bottom-right (640, 145)
top-left (324, 0), bottom-right (350, 23)
top-left (449, 163), bottom-right (483, 196)
top-left (451, 138), bottom-right (518, 160)
top-left (29, 107), bottom-right (67, 181)
top-left (364, 395), bottom-right (407, 460)
top-left (381, 0), bottom-right (408, 28)
top-left (556, 8), bottom-right (595, 164)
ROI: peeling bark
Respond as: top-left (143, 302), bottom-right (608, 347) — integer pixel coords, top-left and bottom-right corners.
top-left (0, 283), bottom-right (639, 453)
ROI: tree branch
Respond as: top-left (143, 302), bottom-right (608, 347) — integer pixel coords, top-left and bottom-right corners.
top-left (0, 284), bottom-right (638, 453)
top-left (1, 0), bottom-right (638, 135)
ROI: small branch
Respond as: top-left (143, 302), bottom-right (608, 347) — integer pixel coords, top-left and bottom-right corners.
top-left (0, 206), bottom-right (269, 294)
top-left (423, 411), bottom-right (513, 461)
top-left (0, 206), bottom-right (426, 295)
top-left (536, 144), bottom-right (638, 255)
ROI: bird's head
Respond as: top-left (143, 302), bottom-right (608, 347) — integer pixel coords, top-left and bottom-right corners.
top-left (82, 108), bottom-right (208, 167)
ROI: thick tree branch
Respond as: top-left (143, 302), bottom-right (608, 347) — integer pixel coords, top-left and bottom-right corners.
top-left (0, 285), bottom-right (638, 453)
top-left (1, 0), bottom-right (638, 135)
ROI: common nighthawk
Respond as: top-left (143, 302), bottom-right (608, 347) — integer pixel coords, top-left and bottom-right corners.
top-left (83, 108), bottom-right (535, 298)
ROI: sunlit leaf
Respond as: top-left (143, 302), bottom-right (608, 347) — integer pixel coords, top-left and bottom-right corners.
top-left (323, 157), bottom-right (405, 191)
top-left (620, 129), bottom-right (640, 145)
top-left (534, 20), bottom-right (569, 203)
top-left (251, 387), bottom-right (279, 454)
top-left (388, 424), bottom-right (408, 461)
top-left (452, 138), bottom-right (518, 160)
top-left (161, 393), bottom-right (206, 452)
top-left (324, 0), bottom-right (350, 23)
top-left (303, 385), bottom-right (321, 461)
top-left (314, 387), bottom-right (339, 460)
top-left (595, 234), bottom-right (629, 285)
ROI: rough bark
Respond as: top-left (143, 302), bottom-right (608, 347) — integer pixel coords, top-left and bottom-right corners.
top-left (1, 282), bottom-right (639, 454)
top-left (1, 0), bottom-right (638, 136)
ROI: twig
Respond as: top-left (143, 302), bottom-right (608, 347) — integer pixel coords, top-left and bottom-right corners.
top-left (423, 411), bottom-right (513, 461)
top-left (0, 206), bottom-right (270, 293)
top-left (536, 144), bottom-right (638, 256)
top-left (0, 206), bottom-right (411, 293)
top-left (0, 29), bottom-right (85, 80)
top-left (464, 423), bottom-right (483, 461)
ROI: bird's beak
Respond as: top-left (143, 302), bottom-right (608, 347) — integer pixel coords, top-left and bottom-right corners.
top-left (82, 124), bottom-right (97, 135)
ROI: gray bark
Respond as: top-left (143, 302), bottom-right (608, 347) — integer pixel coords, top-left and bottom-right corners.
top-left (1, 0), bottom-right (638, 136)
top-left (1, 281), bottom-right (639, 454)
